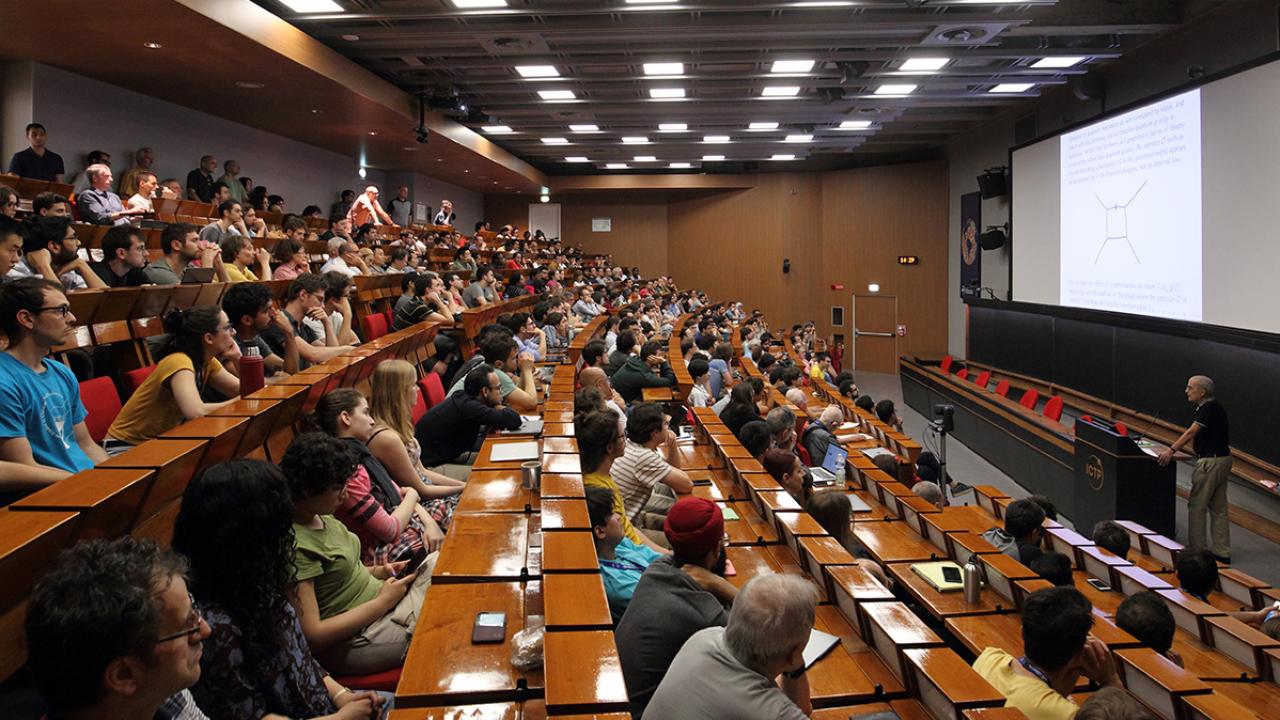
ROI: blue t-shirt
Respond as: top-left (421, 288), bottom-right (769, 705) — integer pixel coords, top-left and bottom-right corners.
top-left (708, 358), bottom-right (729, 400)
top-left (601, 538), bottom-right (662, 615)
top-left (0, 352), bottom-right (93, 473)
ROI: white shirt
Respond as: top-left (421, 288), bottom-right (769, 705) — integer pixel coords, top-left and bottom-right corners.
top-left (320, 256), bottom-right (360, 278)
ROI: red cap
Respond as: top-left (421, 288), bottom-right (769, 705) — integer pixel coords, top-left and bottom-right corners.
top-left (663, 497), bottom-right (724, 558)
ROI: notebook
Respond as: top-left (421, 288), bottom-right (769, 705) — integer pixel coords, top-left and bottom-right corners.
top-left (910, 561), bottom-right (966, 593)
top-left (801, 629), bottom-right (841, 669)
top-left (499, 416), bottom-right (544, 436)
top-left (809, 444), bottom-right (849, 485)
top-left (846, 493), bottom-right (872, 513)
top-left (488, 441), bottom-right (540, 462)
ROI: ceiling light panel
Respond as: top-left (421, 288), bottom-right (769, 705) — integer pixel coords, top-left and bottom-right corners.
top-left (514, 65), bottom-right (558, 78)
top-left (658, 123), bottom-right (688, 131)
top-left (281, 0), bottom-right (344, 12)
top-left (838, 120), bottom-right (873, 130)
top-left (643, 62), bottom-right (684, 76)
top-left (762, 86), bottom-right (801, 97)
top-left (605, 163), bottom-right (630, 169)
top-left (785, 134), bottom-right (813, 143)
top-left (900, 57), bottom-right (948, 72)
top-left (990, 83), bottom-right (1034, 93)
top-left (565, 156), bottom-right (589, 162)
top-left (483, 125), bottom-right (513, 134)
top-left (749, 122), bottom-right (779, 130)
top-left (771, 60), bottom-right (815, 74)
top-left (541, 137), bottom-right (569, 144)
top-left (669, 162), bottom-right (692, 169)
top-left (702, 154), bottom-right (725, 161)
top-left (634, 155), bottom-right (657, 162)
top-left (703, 135), bottom-right (730, 143)
top-left (874, 84), bottom-right (917, 95)
top-left (771, 154), bottom-right (797, 160)
top-left (569, 124), bottom-right (599, 132)
top-left (650, 88), bottom-right (686, 99)
top-left (622, 136), bottom-right (650, 144)
top-left (451, 0), bottom-right (507, 7)
top-left (537, 89), bottom-right (576, 100)
top-left (1031, 56), bottom-right (1086, 69)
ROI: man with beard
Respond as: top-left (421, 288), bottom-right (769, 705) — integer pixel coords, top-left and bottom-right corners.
top-left (7, 215), bottom-right (105, 290)
top-left (144, 223), bottom-right (219, 285)
top-left (615, 496), bottom-right (738, 719)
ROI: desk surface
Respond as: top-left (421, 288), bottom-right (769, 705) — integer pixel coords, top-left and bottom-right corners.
top-left (433, 513), bottom-right (531, 581)
top-left (889, 562), bottom-right (1010, 619)
top-left (456, 471), bottom-right (532, 514)
top-left (854, 521), bottom-right (943, 564)
top-left (542, 630), bottom-right (629, 713)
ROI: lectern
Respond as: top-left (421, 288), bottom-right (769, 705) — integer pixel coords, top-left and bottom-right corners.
top-left (1073, 418), bottom-right (1176, 538)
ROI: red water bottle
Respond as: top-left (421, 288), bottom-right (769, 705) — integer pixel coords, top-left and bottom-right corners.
top-left (239, 345), bottom-right (264, 397)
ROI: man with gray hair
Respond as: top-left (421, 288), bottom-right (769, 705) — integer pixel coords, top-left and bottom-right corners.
top-left (802, 404), bottom-right (845, 465)
top-left (643, 574), bottom-right (815, 719)
top-left (913, 480), bottom-right (945, 508)
top-left (77, 164), bottom-right (143, 226)
top-left (1158, 375), bottom-right (1232, 562)
top-left (765, 405), bottom-right (798, 453)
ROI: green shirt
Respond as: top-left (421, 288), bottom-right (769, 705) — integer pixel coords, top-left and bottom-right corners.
top-left (448, 366), bottom-right (516, 399)
top-left (293, 515), bottom-right (383, 618)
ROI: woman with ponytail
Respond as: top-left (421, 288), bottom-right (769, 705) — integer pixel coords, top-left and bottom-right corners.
top-left (105, 305), bottom-right (240, 451)
top-left (303, 388), bottom-right (445, 564)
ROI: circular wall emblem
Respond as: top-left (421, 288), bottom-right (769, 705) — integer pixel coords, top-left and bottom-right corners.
top-left (1085, 454), bottom-right (1105, 491)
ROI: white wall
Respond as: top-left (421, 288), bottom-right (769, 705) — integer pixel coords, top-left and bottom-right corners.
top-left (412, 173), bottom-right (483, 231)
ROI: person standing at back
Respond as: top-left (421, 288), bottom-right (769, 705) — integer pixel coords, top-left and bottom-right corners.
top-left (1157, 375), bottom-right (1231, 562)
top-left (8, 122), bottom-right (64, 182)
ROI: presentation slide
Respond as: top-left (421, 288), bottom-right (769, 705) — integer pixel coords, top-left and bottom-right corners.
top-left (1058, 89), bottom-right (1202, 320)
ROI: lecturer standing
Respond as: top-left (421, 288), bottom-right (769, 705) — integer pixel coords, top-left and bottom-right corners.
top-left (1157, 375), bottom-right (1231, 562)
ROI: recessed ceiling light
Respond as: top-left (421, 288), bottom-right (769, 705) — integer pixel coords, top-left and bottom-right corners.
top-left (748, 122), bottom-right (779, 131)
top-left (281, 0), bottom-right (343, 12)
top-left (771, 154), bottom-right (797, 160)
top-left (541, 137), bottom-right (569, 144)
top-left (874, 84), bottom-right (917, 95)
top-left (451, 0), bottom-right (508, 7)
top-left (643, 62), bottom-right (684, 76)
top-left (143, 42), bottom-right (163, 49)
top-left (702, 155), bottom-right (725, 161)
top-left (235, 80), bottom-right (265, 89)
top-left (565, 156), bottom-right (590, 162)
top-left (569, 124), bottom-right (600, 132)
top-left (990, 83), bottom-right (1035, 93)
top-left (311, 109), bottom-right (323, 114)
top-left (658, 122), bottom-right (688, 132)
top-left (483, 125), bottom-right (513, 134)
top-left (784, 134), bottom-right (813, 143)
top-left (790, 1), bottom-right (853, 6)
top-left (622, 136), bottom-right (650, 144)
top-left (762, 86), bottom-right (801, 97)
top-left (634, 155), bottom-right (657, 162)
top-left (606, 163), bottom-right (630, 169)
top-left (626, 0), bottom-right (675, 4)
top-left (538, 89), bottom-right (576, 100)
top-left (838, 120), bottom-right (873, 130)
top-left (669, 162), bottom-right (692, 169)
top-left (402, 146), bottom-right (417, 151)
top-left (367, 131), bottom-right (378, 136)
top-left (341, 34), bottom-right (360, 41)
top-left (900, 57), bottom-right (948, 72)
top-left (1031, 56), bottom-right (1086, 69)
top-left (703, 135), bottom-right (730, 143)
top-left (771, 60), bottom-right (815, 74)
top-left (515, 65), bottom-right (559, 78)
top-left (650, 88), bottom-right (686, 99)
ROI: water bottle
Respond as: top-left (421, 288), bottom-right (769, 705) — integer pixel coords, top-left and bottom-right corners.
top-left (963, 555), bottom-right (982, 603)
top-left (238, 345), bottom-right (264, 397)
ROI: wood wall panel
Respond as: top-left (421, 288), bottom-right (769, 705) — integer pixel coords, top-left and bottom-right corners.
top-left (561, 202), bottom-right (668, 277)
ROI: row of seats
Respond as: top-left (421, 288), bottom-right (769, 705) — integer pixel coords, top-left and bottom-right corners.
top-left (940, 355), bottom-right (1065, 423)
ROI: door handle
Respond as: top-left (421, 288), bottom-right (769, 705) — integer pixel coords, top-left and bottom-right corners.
top-left (854, 330), bottom-right (894, 337)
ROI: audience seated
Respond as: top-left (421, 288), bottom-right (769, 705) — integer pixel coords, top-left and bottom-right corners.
top-left (801, 405), bottom-right (845, 465)
top-left (973, 586), bottom-right (1121, 720)
top-left (89, 226), bottom-right (150, 287)
top-left (577, 408), bottom-right (669, 554)
top-left (172, 460), bottom-right (383, 719)
top-left (1115, 591), bottom-right (1182, 667)
top-left (220, 233), bottom-right (272, 282)
top-left (282, 432), bottom-right (435, 675)
top-left (270, 274), bottom-right (354, 368)
top-left (1092, 520), bottom-right (1131, 559)
top-left (11, 215), bottom-right (104, 290)
top-left (200, 200), bottom-right (243, 247)
top-left (25, 537), bottom-right (209, 719)
top-left (912, 480), bottom-right (945, 508)
top-left (105, 306), bottom-right (240, 451)
top-left (737, 419), bottom-right (772, 459)
top-left (613, 340), bottom-right (677, 404)
top-left (125, 171), bottom-right (158, 215)
top-left (687, 357), bottom-right (712, 407)
top-left (0, 278), bottom-right (107, 493)
top-left (1028, 493), bottom-right (1060, 521)
top-left (1075, 687), bottom-right (1156, 720)
top-left (854, 394), bottom-right (875, 412)
top-left (462, 266), bottom-right (498, 307)
top-left (414, 363), bottom-right (521, 480)
top-left (1029, 551), bottom-right (1074, 587)
top-left (0, 185), bottom-right (15, 218)
top-left (983, 498), bottom-right (1046, 565)
top-left (765, 405), bottom-right (799, 455)
top-left (223, 281), bottom-right (299, 377)
top-left (612, 402), bottom-right (693, 533)
top-left (616, 496), bottom-right (735, 718)
top-left (872, 452), bottom-right (900, 479)
top-left (572, 285), bottom-right (604, 320)
top-left (644, 574), bottom-right (817, 720)
top-left (0, 215), bottom-right (21, 278)
top-left (504, 311), bottom-right (546, 360)
top-left (321, 238), bottom-right (366, 278)
top-left (708, 343), bottom-right (734, 400)
top-left (445, 330), bottom-right (537, 412)
top-left (874, 398), bottom-right (904, 433)
top-left (1175, 548), bottom-right (1218, 602)
top-left (805, 489), bottom-right (892, 586)
top-left (144, 223), bottom-right (206, 285)
top-left (607, 330), bottom-right (637, 377)
top-left (763, 447), bottom-right (810, 504)
top-left (587, 485), bottom-right (662, 618)
top-left (578, 366), bottom-right (627, 430)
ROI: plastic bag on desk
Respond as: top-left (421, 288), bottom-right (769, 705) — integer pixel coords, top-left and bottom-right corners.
top-left (510, 614), bottom-right (545, 671)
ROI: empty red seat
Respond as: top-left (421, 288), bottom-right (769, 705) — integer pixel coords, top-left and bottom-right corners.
top-left (361, 312), bottom-right (388, 342)
top-left (994, 380), bottom-right (1010, 397)
top-left (1042, 396), bottom-right (1064, 422)
top-left (383, 308), bottom-right (394, 329)
top-left (1019, 388), bottom-right (1039, 410)
top-left (332, 668), bottom-right (401, 692)
top-left (955, 368), bottom-right (969, 381)
top-left (79, 377), bottom-right (122, 444)
top-left (419, 372), bottom-right (446, 408)
top-left (1114, 421), bottom-right (1129, 437)
top-left (974, 370), bottom-right (991, 388)
top-left (123, 365), bottom-right (157, 400)
top-left (940, 355), bottom-right (953, 374)
top-left (411, 387), bottom-right (428, 424)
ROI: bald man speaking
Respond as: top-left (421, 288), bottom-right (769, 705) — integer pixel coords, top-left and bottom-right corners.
top-left (1157, 375), bottom-right (1231, 562)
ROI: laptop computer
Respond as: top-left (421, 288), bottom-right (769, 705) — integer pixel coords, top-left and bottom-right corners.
top-left (809, 444), bottom-right (849, 485)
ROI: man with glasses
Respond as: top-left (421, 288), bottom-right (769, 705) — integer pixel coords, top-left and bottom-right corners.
top-left (7, 215), bottom-right (106, 290)
top-left (25, 536), bottom-right (211, 720)
top-left (90, 226), bottom-right (150, 287)
top-left (272, 273), bottom-right (351, 370)
top-left (0, 278), bottom-right (108, 497)
top-left (414, 363), bottom-right (522, 481)
top-left (0, 185), bottom-right (18, 218)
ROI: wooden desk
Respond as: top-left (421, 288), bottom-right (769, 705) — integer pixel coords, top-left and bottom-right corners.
top-left (861, 602), bottom-right (946, 684)
top-left (1115, 648), bottom-right (1212, 720)
top-left (395, 581), bottom-right (541, 707)
top-left (853, 521), bottom-right (942, 564)
top-left (725, 545), bottom-right (783, 589)
top-left (541, 531), bottom-right (598, 573)
top-left (807, 612), bottom-right (884, 707)
top-left (1073, 570), bottom-right (1123, 615)
top-left (775, 511), bottom-right (829, 557)
top-left (1180, 692), bottom-right (1263, 720)
top-left (387, 703), bottom-right (516, 720)
top-left (99, 438), bottom-right (208, 542)
top-left (432, 513), bottom-right (532, 582)
top-left (797, 536), bottom-right (857, 594)
top-left (456, 471), bottom-right (532, 514)
top-left (9, 468), bottom-right (154, 540)
top-left (539, 437), bottom-right (578, 455)
top-left (539, 499), bottom-right (590, 531)
top-left (542, 422), bottom-right (574, 438)
top-left (721, 501), bottom-right (780, 546)
top-left (828, 564), bottom-right (896, 639)
top-left (542, 573), bottom-right (612, 630)
top-left (472, 438), bottom-right (546, 471)
top-left (158, 415), bottom-right (250, 467)
top-left (903, 647), bottom-right (1006, 719)
top-left (541, 453), bottom-right (582, 476)
top-left (542, 630), bottom-right (629, 714)
top-left (889, 562), bottom-right (1010, 620)
top-left (641, 387), bottom-right (674, 402)
top-left (538, 473), bottom-right (585, 499)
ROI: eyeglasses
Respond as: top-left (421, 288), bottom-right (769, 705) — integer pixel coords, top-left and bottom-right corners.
top-left (154, 594), bottom-right (204, 645)
top-left (36, 305), bottom-right (72, 317)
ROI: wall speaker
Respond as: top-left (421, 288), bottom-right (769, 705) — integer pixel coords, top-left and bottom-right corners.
top-left (977, 168), bottom-right (1008, 199)
top-left (979, 228), bottom-right (1007, 250)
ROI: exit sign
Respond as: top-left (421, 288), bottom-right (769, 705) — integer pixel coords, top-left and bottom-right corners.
top-left (898, 255), bottom-right (919, 265)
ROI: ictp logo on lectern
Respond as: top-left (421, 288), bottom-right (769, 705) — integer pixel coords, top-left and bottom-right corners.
top-left (1086, 455), bottom-right (1105, 491)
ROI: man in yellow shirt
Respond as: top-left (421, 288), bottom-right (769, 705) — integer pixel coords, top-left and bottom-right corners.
top-left (576, 408), bottom-right (670, 555)
top-left (973, 586), bottom-right (1122, 720)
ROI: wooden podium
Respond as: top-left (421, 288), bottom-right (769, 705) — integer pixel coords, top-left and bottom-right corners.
top-left (1073, 418), bottom-right (1177, 537)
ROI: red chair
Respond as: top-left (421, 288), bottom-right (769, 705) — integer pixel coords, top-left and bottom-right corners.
top-left (79, 377), bottom-right (122, 444)
top-left (974, 370), bottom-right (991, 389)
top-left (123, 365), bottom-right (157, 400)
top-left (1042, 396), bottom-right (1064, 422)
top-left (940, 355), bottom-right (953, 374)
top-left (955, 368), bottom-right (969, 381)
top-left (419, 372), bottom-right (446, 408)
top-left (1114, 422), bottom-right (1129, 437)
top-left (333, 668), bottom-right (401, 693)
top-left (1018, 388), bottom-right (1039, 411)
top-left (411, 387), bottom-right (429, 424)
top-left (361, 312), bottom-right (388, 342)
top-left (383, 308), bottom-right (393, 328)
top-left (994, 380), bottom-right (1010, 398)
top-left (1080, 414), bottom-right (1093, 423)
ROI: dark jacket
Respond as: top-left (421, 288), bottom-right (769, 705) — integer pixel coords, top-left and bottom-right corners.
top-left (414, 390), bottom-right (522, 466)
top-left (605, 349), bottom-right (630, 377)
top-left (611, 355), bottom-right (676, 404)
top-left (802, 420), bottom-right (840, 466)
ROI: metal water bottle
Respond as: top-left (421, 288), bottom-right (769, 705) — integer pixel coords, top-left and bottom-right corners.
top-left (963, 556), bottom-right (982, 603)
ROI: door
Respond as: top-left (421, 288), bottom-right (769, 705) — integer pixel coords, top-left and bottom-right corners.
top-left (852, 294), bottom-right (898, 373)
top-left (528, 203), bottom-right (561, 240)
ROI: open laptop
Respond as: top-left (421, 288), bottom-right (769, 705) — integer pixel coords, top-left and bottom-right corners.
top-left (809, 444), bottom-right (849, 485)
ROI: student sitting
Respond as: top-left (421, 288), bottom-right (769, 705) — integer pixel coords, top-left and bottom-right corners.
top-left (687, 357), bottom-right (712, 408)
top-left (982, 498), bottom-right (1046, 565)
top-left (1115, 591), bottom-right (1183, 668)
top-left (173, 459), bottom-right (383, 719)
top-left (912, 480), bottom-right (945, 509)
top-left (972, 586), bottom-right (1121, 720)
top-left (612, 402), bottom-right (693, 531)
top-left (415, 363), bottom-right (522, 480)
top-left (1174, 548), bottom-right (1218, 602)
top-left (1029, 551), bottom-right (1074, 587)
top-left (222, 281), bottom-right (299, 378)
top-left (587, 485), bottom-right (662, 617)
top-left (762, 447), bottom-right (810, 504)
top-left (612, 340), bottom-right (677, 405)
top-left (804, 489), bottom-right (891, 587)
top-left (282, 432), bottom-right (436, 675)
top-left (1091, 520), bottom-right (1130, 560)
top-left (578, 408), bottom-right (670, 555)
top-left (106, 306), bottom-right (240, 452)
